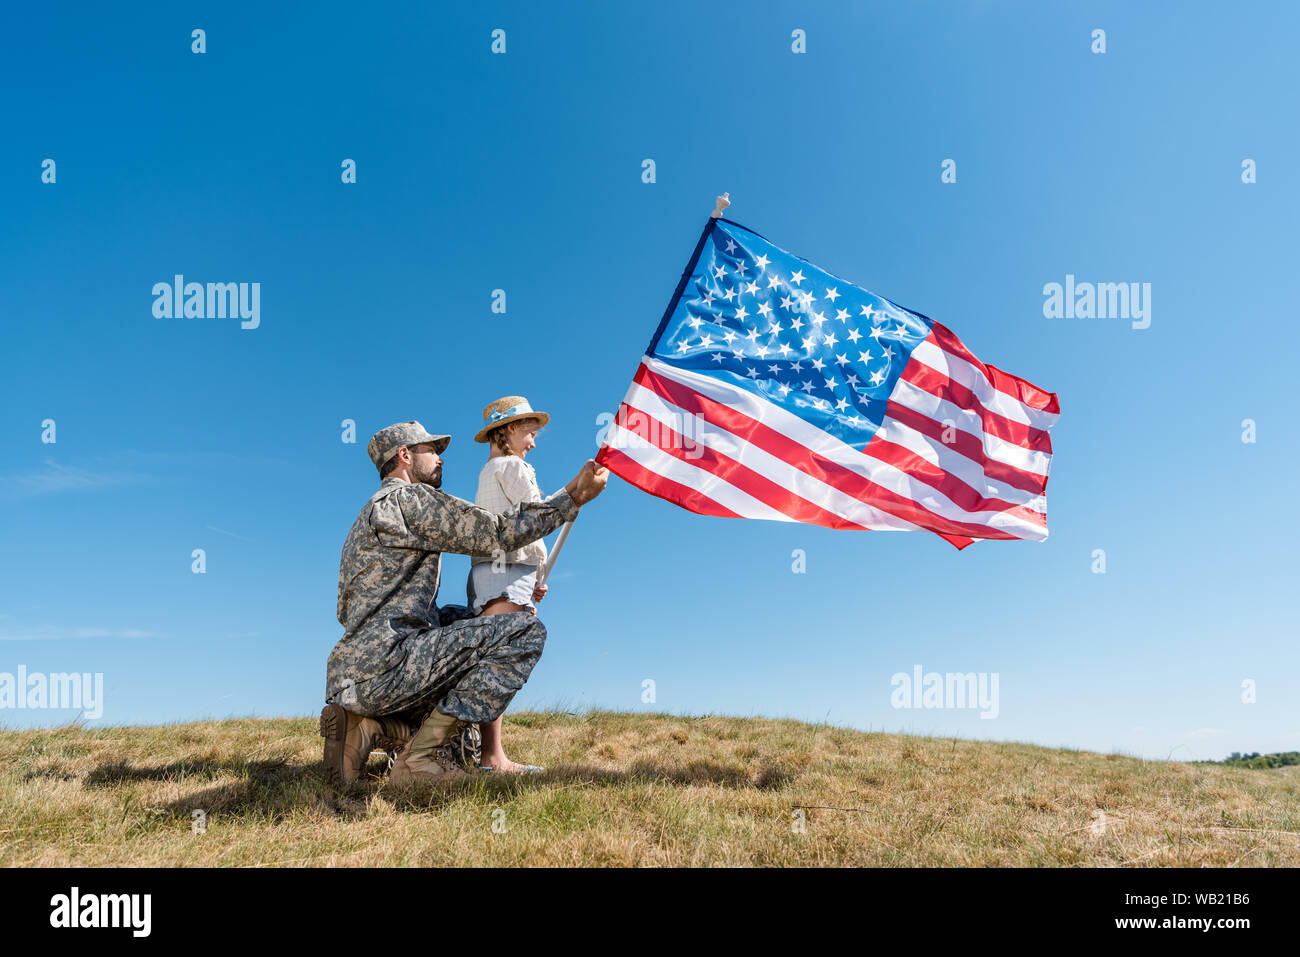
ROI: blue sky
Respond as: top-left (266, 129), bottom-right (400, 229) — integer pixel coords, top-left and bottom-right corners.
top-left (2, 2), bottom-right (1296, 761)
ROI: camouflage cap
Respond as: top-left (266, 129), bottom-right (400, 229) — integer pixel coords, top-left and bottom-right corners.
top-left (367, 421), bottom-right (451, 471)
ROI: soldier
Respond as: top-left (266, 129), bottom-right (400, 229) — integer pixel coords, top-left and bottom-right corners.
top-left (321, 420), bottom-right (608, 785)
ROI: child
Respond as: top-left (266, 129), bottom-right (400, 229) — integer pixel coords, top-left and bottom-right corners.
top-left (467, 395), bottom-right (552, 774)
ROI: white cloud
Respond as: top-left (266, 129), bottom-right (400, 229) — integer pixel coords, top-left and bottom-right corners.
top-left (205, 525), bottom-right (255, 542)
top-left (0, 626), bottom-right (162, 641)
top-left (0, 460), bottom-right (152, 499)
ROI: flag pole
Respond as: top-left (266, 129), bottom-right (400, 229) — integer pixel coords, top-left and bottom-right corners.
top-left (537, 519), bottom-right (572, 586)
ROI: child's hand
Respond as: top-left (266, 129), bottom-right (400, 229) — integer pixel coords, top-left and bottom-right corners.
top-left (532, 583), bottom-right (549, 604)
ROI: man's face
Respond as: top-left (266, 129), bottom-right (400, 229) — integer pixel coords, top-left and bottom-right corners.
top-left (407, 443), bottom-right (443, 488)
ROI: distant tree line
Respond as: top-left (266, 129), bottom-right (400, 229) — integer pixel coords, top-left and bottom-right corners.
top-left (1201, 751), bottom-right (1300, 769)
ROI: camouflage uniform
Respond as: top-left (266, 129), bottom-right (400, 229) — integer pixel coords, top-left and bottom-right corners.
top-left (326, 448), bottom-right (579, 727)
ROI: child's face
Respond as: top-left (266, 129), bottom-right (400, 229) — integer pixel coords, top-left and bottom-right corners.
top-left (509, 421), bottom-right (540, 457)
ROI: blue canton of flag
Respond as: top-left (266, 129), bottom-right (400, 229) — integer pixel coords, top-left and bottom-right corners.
top-left (652, 219), bottom-right (929, 450)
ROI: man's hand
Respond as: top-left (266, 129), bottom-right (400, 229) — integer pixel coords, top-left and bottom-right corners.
top-left (532, 583), bottom-right (548, 604)
top-left (564, 459), bottom-right (609, 507)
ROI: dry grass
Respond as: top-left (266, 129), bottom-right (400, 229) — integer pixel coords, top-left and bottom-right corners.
top-left (2, 711), bottom-right (1297, 867)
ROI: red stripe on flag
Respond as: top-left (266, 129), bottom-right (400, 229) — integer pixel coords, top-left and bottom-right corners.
top-left (928, 322), bottom-right (1060, 415)
top-left (632, 364), bottom-right (1020, 543)
top-left (595, 444), bottom-right (743, 520)
top-left (883, 400), bottom-right (1049, 496)
top-left (611, 401), bottom-right (870, 530)
top-left (858, 434), bottom-right (1048, 529)
top-left (900, 360), bottom-right (1055, 453)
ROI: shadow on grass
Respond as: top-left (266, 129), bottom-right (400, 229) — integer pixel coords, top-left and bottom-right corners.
top-left (74, 754), bottom-right (798, 822)
top-left (83, 758), bottom-right (293, 788)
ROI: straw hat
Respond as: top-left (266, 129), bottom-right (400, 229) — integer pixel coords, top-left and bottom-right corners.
top-left (474, 395), bottom-right (551, 443)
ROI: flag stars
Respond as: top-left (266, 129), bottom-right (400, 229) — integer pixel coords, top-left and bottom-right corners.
top-left (669, 239), bottom-right (932, 437)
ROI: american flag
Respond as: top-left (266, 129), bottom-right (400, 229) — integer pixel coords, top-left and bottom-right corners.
top-left (595, 217), bottom-right (1058, 549)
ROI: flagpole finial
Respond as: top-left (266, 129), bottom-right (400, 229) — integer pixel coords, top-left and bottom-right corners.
top-left (710, 192), bottom-right (730, 219)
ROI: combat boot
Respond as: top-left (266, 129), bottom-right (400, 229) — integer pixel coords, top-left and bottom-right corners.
top-left (371, 714), bottom-right (412, 753)
top-left (387, 708), bottom-right (471, 784)
top-left (388, 743), bottom-right (469, 783)
top-left (320, 703), bottom-right (393, 785)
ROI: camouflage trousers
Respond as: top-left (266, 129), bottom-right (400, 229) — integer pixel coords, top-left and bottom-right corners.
top-left (331, 612), bottom-right (547, 726)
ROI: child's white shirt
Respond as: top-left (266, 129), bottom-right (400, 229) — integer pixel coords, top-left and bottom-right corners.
top-left (471, 455), bottom-right (548, 567)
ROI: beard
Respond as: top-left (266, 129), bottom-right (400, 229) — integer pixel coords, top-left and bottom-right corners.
top-left (413, 462), bottom-right (443, 488)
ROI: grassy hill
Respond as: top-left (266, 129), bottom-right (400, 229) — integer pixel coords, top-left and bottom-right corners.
top-left (3, 711), bottom-right (1297, 867)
